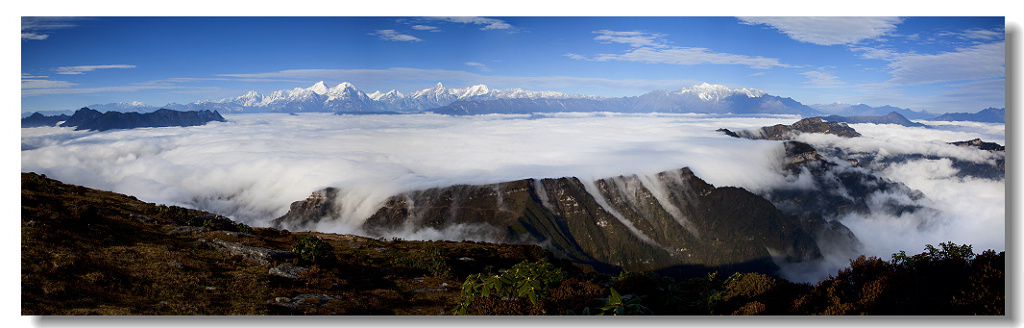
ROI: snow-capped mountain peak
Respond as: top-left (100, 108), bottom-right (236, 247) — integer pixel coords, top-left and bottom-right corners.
top-left (368, 89), bottom-right (404, 101)
top-left (458, 84), bottom-right (491, 99)
top-left (309, 81), bottom-right (329, 94)
top-left (678, 83), bottom-right (766, 101)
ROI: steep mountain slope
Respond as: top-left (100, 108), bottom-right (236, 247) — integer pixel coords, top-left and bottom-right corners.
top-left (273, 167), bottom-right (830, 275)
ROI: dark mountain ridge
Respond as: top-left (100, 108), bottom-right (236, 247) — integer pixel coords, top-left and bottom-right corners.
top-left (272, 167), bottom-right (830, 275)
top-left (23, 107), bottom-right (227, 131)
top-left (822, 111), bottom-right (927, 127)
top-left (21, 112), bottom-right (70, 128)
top-left (932, 107), bottom-right (1005, 123)
top-left (716, 117), bottom-right (861, 140)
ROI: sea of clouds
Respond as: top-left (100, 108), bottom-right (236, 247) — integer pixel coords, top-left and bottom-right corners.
top-left (20, 113), bottom-right (1005, 281)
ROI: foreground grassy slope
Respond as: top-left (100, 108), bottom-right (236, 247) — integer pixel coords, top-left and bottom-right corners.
top-left (21, 172), bottom-right (1004, 315)
top-left (21, 172), bottom-right (558, 315)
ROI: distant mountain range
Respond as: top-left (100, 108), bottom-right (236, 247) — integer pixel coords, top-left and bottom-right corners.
top-left (931, 108), bottom-right (1005, 123)
top-left (26, 82), bottom-right (1004, 123)
top-left (822, 112), bottom-right (928, 127)
top-left (22, 108), bottom-right (226, 131)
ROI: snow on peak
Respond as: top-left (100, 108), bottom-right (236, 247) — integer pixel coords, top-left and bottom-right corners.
top-left (309, 81), bottom-right (329, 94)
top-left (369, 89), bottom-right (404, 101)
top-left (431, 82), bottom-right (446, 94)
top-left (334, 82), bottom-right (357, 91)
top-left (457, 84), bottom-right (490, 98)
top-left (678, 83), bottom-right (765, 101)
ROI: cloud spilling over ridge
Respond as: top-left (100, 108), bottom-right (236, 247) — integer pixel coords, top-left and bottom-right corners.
top-left (20, 113), bottom-right (1005, 277)
top-left (22, 113), bottom-right (799, 226)
top-left (789, 121), bottom-right (1005, 257)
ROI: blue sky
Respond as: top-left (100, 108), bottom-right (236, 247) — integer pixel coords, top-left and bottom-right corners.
top-left (20, 15), bottom-right (1007, 114)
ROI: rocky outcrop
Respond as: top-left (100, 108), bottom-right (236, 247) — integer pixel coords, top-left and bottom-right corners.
top-left (270, 188), bottom-right (338, 229)
top-left (269, 263), bottom-right (310, 280)
top-left (951, 138), bottom-right (1005, 152)
top-left (200, 238), bottom-right (296, 266)
top-left (717, 117), bottom-right (861, 140)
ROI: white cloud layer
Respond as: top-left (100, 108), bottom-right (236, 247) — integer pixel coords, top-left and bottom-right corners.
top-left (738, 17), bottom-right (902, 46)
top-left (21, 114), bottom-right (1004, 281)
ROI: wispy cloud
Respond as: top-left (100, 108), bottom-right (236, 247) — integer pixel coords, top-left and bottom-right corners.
top-left (593, 30), bottom-right (667, 48)
top-left (464, 62), bottom-right (491, 72)
top-left (885, 41), bottom-right (1004, 85)
top-left (412, 25), bottom-right (439, 32)
top-left (55, 64), bottom-right (136, 75)
top-left (22, 17), bottom-right (81, 41)
top-left (738, 17), bottom-right (902, 46)
top-left (434, 17), bottom-right (513, 31)
top-left (22, 72), bottom-right (76, 90)
top-left (572, 30), bottom-right (787, 69)
top-left (22, 79), bottom-right (76, 89)
top-left (800, 69), bottom-right (844, 87)
top-left (592, 47), bottom-right (785, 69)
top-left (21, 84), bottom-right (182, 97)
top-left (372, 30), bottom-right (422, 42)
top-left (22, 33), bottom-right (49, 41)
top-left (937, 27), bottom-right (1005, 42)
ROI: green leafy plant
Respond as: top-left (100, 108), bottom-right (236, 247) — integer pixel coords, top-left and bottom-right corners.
top-left (892, 241), bottom-right (974, 267)
top-left (291, 235), bottom-right (335, 265)
top-left (453, 260), bottom-right (564, 315)
top-left (592, 288), bottom-right (652, 315)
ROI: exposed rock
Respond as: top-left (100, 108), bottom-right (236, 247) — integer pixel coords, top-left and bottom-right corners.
top-left (269, 263), bottom-right (310, 280)
top-left (951, 138), bottom-right (1004, 152)
top-left (782, 141), bottom-right (824, 172)
top-left (168, 226), bottom-right (206, 236)
top-left (131, 213), bottom-right (179, 226)
top-left (269, 188), bottom-right (338, 229)
top-left (270, 294), bottom-right (343, 309)
top-left (200, 238), bottom-right (295, 266)
top-left (221, 231), bottom-right (257, 239)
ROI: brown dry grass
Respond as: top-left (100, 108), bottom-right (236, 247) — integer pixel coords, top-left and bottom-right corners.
top-left (21, 172), bottom-right (554, 315)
